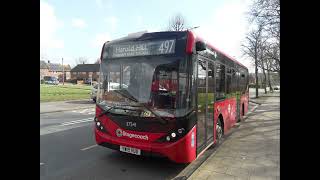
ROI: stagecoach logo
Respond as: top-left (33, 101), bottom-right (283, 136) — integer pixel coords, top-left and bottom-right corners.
top-left (116, 129), bottom-right (123, 137)
top-left (115, 128), bottom-right (148, 140)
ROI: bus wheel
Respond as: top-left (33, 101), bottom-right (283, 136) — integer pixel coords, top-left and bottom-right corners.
top-left (216, 119), bottom-right (223, 143)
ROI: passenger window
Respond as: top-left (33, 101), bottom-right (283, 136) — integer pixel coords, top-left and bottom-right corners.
top-left (215, 63), bottom-right (225, 100)
top-left (231, 69), bottom-right (236, 93)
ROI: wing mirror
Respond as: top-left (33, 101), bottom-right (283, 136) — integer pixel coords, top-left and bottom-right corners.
top-left (196, 41), bottom-right (206, 51)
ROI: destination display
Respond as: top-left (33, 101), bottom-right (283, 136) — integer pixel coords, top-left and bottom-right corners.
top-left (107, 39), bottom-right (176, 58)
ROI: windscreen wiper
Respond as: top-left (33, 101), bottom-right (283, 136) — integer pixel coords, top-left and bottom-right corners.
top-left (98, 105), bottom-right (115, 117)
top-left (113, 89), bottom-right (168, 124)
top-left (113, 89), bottom-right (138, 104)
top-left (141, 104), bottom-right (168, 124)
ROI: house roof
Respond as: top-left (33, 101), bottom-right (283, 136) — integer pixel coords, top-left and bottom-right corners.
top-left (40, 60), bottom-right (71, 71)
top-left (40, 61), bottom-right (48, 69)
top-left (47, 63), bottom-right (62, 71)
top-left (70, 64), bottom-right (100, 72)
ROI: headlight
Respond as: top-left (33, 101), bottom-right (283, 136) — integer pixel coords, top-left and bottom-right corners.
top-left (166, 136), bottom-right (171, 141)
top-left (156, 128), bottom-right (186, 143)
top-left (171, 132), bottom-right (176, 138)
top-left (94, 117), bottom-right (108, 134)
top-left (178, 128), bottom-right (185, 134)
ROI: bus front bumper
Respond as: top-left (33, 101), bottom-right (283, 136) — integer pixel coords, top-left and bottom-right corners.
top-left (95, 126), bottom-right (197, 163)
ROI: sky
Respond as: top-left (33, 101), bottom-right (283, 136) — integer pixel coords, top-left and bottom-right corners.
top-left (40, 0), bottom-right (254, 71)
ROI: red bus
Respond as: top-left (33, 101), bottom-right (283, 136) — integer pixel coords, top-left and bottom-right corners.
top-left (94, 31), bottom-right (249, 163)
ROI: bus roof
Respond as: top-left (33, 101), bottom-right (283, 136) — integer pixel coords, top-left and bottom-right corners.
top-left (102, 31), bottom-right (248, 70)
top-left (104, 31), bottom-right (187, 45)
top-left (192, 31), bottom-right (247, 70)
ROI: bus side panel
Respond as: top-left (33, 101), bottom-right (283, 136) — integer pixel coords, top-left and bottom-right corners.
top-left (158, 126), bottom-right (197, 163)
top-left (229, 97), bottom-right (237, 127)
top-left (214, 97), bottom-right (237, 136)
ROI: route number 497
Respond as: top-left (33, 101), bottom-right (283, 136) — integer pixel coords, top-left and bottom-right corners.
top-left (159, 40), bottom-right (175, 53)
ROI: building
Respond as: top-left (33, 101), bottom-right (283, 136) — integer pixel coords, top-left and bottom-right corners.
top-left (70, 64), bottom-right (100, 81)
top-left (40, 60), bottom-right (71, 81)
top-left (40, 60), bottom-right (49, 80)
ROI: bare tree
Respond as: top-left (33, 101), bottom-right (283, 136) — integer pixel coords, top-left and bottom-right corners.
top-left (249, 0), bottom-right (280, 75)
top-left (257, 45), bottom-right (267, 94)
top-left (75, 57), bottom-right (88, 65)
top-left (242, 24), bottom-right (264, 98)
top-left (167, 13), bottom-right (187, 31)
top-left (94, 58), bottom-right (100, 64)
top-left (266, 58), bottom-right (273, 92)
top-left (243, 0), bottom-right (280, 96)
top-left (260, 41), bottom-right (279, 92)
top-left (265, 43), bottom-right (280, 74)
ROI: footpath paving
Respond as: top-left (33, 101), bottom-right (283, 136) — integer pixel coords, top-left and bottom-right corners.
top-left (40, 99), bottom-right (95, 114)
top-left (188, 95), bottom-right (280, 180)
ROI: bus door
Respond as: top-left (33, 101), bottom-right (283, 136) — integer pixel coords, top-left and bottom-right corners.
top-left (196, 56), bottom-right (214, 154)
top-left (206, 61), bottom-right (215, 143)
top-left (236, 69), bottom-right (241, 122)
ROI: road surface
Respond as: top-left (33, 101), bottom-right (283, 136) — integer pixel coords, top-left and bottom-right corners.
top-left (40, 108), bottom-right (186, 180)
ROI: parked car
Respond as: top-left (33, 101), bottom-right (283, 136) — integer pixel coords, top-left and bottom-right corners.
top-left (84, 78), bottom-right (93, 85)
top-left (108, 82), bottom-right (128, 90)
top-left (43, 76), bottom-right (59, 85)
top-left (273, 85), bottom-right (280, 92)
top-left (91, 82), bottom-right (130, 102)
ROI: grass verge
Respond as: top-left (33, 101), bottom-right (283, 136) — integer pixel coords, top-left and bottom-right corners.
top-left (40, 84), bottom-right (92, 102)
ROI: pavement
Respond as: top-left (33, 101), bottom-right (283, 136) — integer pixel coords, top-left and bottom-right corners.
top-left (40, 99), bottom-right (95, 114)
top-left (249, 88), bottom-right (280, 98)
top-left (187, 94), bottom-right (280, 180)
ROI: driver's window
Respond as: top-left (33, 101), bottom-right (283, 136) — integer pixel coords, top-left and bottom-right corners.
top-left (122, 65), bottom-right (130, 89)
top-left (107, 64), bottom-right (120, 91)
top-left (149, 65), bottom-right (178, 109)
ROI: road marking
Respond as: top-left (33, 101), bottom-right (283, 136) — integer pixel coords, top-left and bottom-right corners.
top-left (64, 118), bottom-right (93, 124)
top-left (81, 144), bottom-right (98, 151)
top-left (41, 121), bottom-right (93, 136)
top-left (244, 104), bottom-right (259, 117)
top-left (79, 109), bottom-right (90, 113)
top-left (255, 109), bottom-right (268, 112)
top-left (60, 119), bottom-right (93, 126)
top-left (72, 108), bottom-right (95, 115)
top-left (61, 118), bottom-right (92, 124)
top-left (40, 163), bottom-right (44, 165)
top-left (59, 118), bottom-right (93, 126)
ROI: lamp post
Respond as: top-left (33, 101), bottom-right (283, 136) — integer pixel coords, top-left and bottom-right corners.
top-left (62, 58), bottom-right (64, 85)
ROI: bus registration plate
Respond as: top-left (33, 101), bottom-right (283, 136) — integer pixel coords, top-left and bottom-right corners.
top-left (120, 145), bottom-right (141, 155)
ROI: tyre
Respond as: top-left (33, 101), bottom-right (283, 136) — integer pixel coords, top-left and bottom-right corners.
top-left (216, 119), bottom-right (223, 144)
